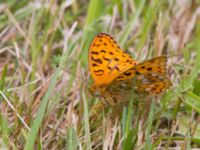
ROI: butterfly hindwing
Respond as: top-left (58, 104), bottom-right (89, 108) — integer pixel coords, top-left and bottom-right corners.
top-left (114, 56), bottom-right (172, 94)
top-left (133, 56), bottom-right (167, 75)
top-left (134, 73), bottom-right (172, 94)
top-left (115, 56), bottom-right (167, 82)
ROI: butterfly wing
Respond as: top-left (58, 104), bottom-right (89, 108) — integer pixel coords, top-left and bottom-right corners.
top-left (89, 33), bottom-right (137, 87)
top-left (115, 56), bottom-right (168, 82)
top-left (114, 56), bottom-right (172, 94)
top-left (133, 56), bottom-right (172, 94)
top-left (132, 56), bottom-right (167, 75)
top-left (134, 73), bottom-right (172, 94)
top-left (89, 33), bottom-right (172, 97)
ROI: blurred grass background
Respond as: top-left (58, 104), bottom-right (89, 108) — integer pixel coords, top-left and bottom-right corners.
top-left (1, 0), bottom-right (200, 149)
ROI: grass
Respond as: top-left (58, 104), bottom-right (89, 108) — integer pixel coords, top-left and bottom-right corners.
top-left (1, 0), bottom-right (200, 149)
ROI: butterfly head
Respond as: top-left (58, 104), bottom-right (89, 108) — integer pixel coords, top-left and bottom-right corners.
top-left (90, 83), bottom-right (106, 97)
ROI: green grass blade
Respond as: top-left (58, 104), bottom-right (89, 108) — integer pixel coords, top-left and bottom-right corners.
top-left (119, 0), bottom-right (146, 47)
top-left (145, 100), bottom-right (155, 150)
top-left (0, 64), bottom-right (8, 90)
top-left (24, 69), bottom-right (60, 150)
top-left (82, 91), bottom-right (92, 150)
top-left (137, 0), bottom-right (161, 50)
top-left (180, 91), bottom-right (200, 114)
top-left (85, 0), bottom-right (104, 25)
top-left (0, 112), bottom-right (9, 148)
top-left (66, 127), bottom-right (79, 150)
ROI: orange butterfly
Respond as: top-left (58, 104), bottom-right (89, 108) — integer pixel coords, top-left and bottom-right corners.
top-left (89, 33), bottom-right (172, 106)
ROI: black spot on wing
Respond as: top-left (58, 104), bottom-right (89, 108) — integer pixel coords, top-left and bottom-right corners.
top-left (92, 63), bottom-right (99, 67)
top-left (147, 67), bottom-right (152, 71)
top-left (124, 72), bottom-right (131, 76)
top-left (107, 66), bottom-right (112, 70)
top-left (109, 52), bottom-right (114, 55)
top-left (103, 56), bottom-right (110, 61)
top-left (107, 65), bottom-right (120, 72)
top-left (91, 51), bottom-right (99, 55)
top-left (136, 71), bottom-right (141, 75)
top-left (100, 49), bottom-right (106, 53)
top-left (152, 87), bottom-right (157, 91)
top-left (94, 69), bottom-right (104, 76)
top-left (116, 76), bottom-right (124, 79)
top-left (91, 56), bottom-right (103, 64)
top-left (96, 44), bottom-right (101, 47)
top-left (115, 66), bottom-right (120, 71)
top-left (114, 58), bottom-right (119, 61)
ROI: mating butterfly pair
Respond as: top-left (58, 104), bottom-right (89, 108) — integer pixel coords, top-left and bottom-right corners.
top-left (89, 33), bottom-right (172, 106)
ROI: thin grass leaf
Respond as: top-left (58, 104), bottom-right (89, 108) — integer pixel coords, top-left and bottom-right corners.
top-left (119, 0), bottom-right (146, 47)
top-left (0, 112), bottom-right (9, 148)
top-left (137, 0), bottom-right (161, 51)
top-left (145, 100), bottom-right (155, 150)
top-left (179, 91), bottom-right (200, 114)
top-left (85, 0), bottom-right (104, 25)
top-left (0, 64), bottom-right (7, 90)
top-left (66, 127), bottom-right (79, 150)
top-left (24, 69), bottom-right (60, 150)
top-left (82, 91), bottom-right (92, 150)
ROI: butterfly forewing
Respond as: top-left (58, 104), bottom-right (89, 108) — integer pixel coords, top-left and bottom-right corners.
top-left (89, 33), bottom-right (137, 87)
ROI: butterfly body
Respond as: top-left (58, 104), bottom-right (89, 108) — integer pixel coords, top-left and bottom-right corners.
top-left (89, 33), bottom-right (172, 106)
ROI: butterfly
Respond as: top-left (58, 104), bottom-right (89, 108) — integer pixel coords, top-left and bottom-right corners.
top-left (89, 33), bottom-right (172, 106)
